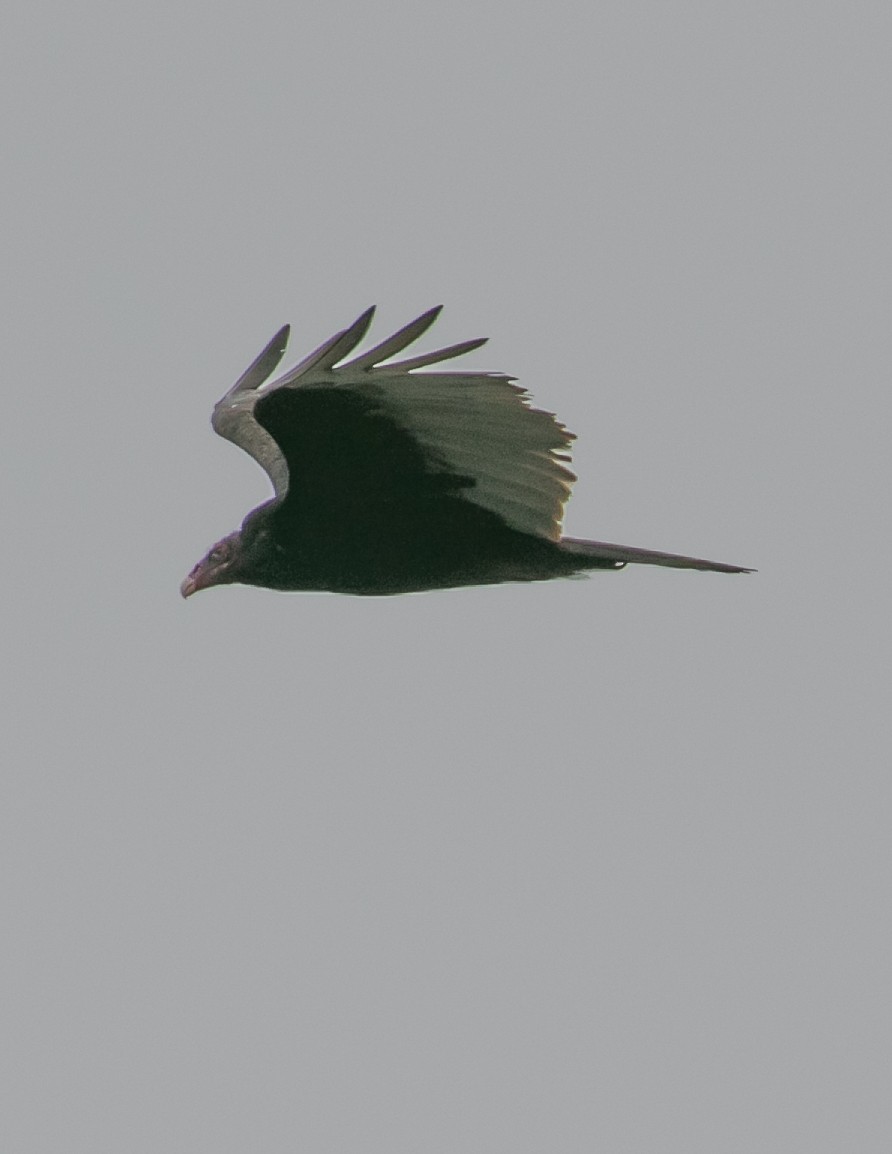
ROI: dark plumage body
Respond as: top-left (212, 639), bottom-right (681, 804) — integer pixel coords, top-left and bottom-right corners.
top-left (234, 493), bottom-right (612, 596)
top-left (182, 308), bottom-right (751, 598)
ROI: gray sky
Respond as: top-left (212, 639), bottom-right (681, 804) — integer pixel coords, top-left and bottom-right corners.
top-left (4, 2), bottom-right (890, 1151)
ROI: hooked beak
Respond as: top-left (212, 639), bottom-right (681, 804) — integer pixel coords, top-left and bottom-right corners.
top-left (180, 565), bottom-right (210, 599)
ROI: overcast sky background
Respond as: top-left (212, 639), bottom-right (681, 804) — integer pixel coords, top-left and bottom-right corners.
top-left (3, 2), bottom-right (890, 1151)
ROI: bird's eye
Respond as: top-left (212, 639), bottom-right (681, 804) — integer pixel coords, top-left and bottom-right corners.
top-left (208, 545), bottom-right (228, 564)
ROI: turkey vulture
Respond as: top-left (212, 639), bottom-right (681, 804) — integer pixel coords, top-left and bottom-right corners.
top-left (181, 307), bottom-right (751, 597)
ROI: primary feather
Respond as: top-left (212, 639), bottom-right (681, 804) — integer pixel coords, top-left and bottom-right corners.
top-left (182, 307), bottom-right (752, 597)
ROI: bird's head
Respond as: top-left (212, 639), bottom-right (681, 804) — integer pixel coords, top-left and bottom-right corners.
top-left (180, 531), bottom-right (244, 598)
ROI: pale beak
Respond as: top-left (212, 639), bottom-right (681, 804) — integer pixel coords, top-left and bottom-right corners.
top-left (180, 564), bottom-right (212, 598)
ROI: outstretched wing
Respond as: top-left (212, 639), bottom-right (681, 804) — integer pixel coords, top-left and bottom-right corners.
top-left (211, 324), bottom-right (292, 498)
top-left (217, 307), bottom-right (577, 541)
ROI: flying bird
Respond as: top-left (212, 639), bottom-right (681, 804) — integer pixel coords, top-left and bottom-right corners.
top-left (181, 307), bottom-right (751, 598)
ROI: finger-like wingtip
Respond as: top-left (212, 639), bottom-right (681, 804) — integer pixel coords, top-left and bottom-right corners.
top-left (341, 305), bottom-right (446, 372)
top-left (353, 305), bottom-right (377, 328)
top-left (221, 323), bottom-right (292, 402)
top-left (271, 307), bottom-right (377, 385)
top-left (379, 335), bottom-right (489, 374)
top-left (311, 306), bottom-right (377, 372)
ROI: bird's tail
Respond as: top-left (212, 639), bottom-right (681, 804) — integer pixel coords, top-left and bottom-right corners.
top-left (559, 537), bottom-right (754, 574)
